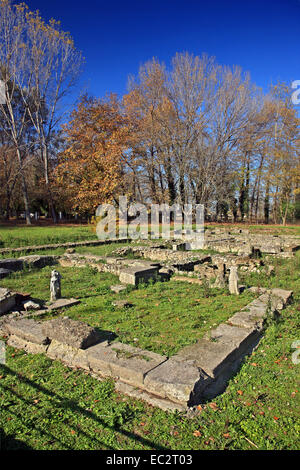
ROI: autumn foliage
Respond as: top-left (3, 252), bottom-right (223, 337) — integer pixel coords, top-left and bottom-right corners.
top-left (56, 95), bottom-right (130, 214)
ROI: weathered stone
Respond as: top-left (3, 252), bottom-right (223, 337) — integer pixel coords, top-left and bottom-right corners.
top-left (144, 358), bottom-right (210, 405)
top-left (172, 243), bottom-right (186, 252)
top-left (19, 255), bottom-right (57, 269)
top-left (42, 317), bottom-right (102, 349)
top-left (212, 263), bottom-right (226, 288)
top-left (228, 293), bottom-right (273, 329)
top-left (0, 258), bottom-right (23, 271)
top-left (47, 298), bottom-right (81, 311)
top-left (114, 381), bottom-right (186, 412)
top-left (7, 334), bottom-right (49, 354)
top-left (5, 318), bottom-right (49, 345)
top-left (110, 284), bottom-right (127, 294)
top-left (65, 248), bottom-right (76, 254)
top-left (119, 266), bottom-right (159, 286)
top-left (22, 300), bottom-right (41, 311)
top-left (87, 341), bottom-right (166, 387)
top-left (228, 266), bottom-right (240, 295)
top-left (46, 339), bottom-right (89, 370)
top-left (248, 287), bottom-right (293, 308)
top-left (0, 268), bottom-right (11, 279)
top-left (174, 323), bottom-right (261, 379)
top-left (112, 300), bottom-right (132, 308)
top-left (0, 288), bottom-right (17, 315)
top-left (172, 276), bottom-right (202, 284)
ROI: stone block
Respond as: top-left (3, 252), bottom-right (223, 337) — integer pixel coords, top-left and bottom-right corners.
top-left (42, 317), bottom-right (102, 349)
top-left (5, 318), bottom-right (49, 345)
top-left (7, 334), bottom-right (49, 354)
top-left (110, 285), bottom-right (127, 294)
top-left (0, 288), bottom-right (16, 315)
top-left (0, 268), bottom-right (11, 279)
top-left (144, 358), bottom-right (210, 405)
top-left (87, 341), bottom-right (166, 387)
top-left (0, 258), bottom-right (23, 271)
top-left (174, 323), bottom-right (261, 379)
top-left (46, 339), bottom-right (90, 370)
top-left (19, 255), bottom-right (57, 269)
top-left (119, 266), bottom-right (159, 286)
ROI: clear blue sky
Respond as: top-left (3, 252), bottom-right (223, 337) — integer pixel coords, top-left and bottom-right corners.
top-left (24, 0), bottom-right (300, 102)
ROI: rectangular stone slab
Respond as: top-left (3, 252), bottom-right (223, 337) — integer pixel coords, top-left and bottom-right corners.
top-left (119, 266), bottom-right (159, 286)
top-left (87, 341), bottom-right (166, 387)
top-left (144, 358), bottom-right (210, 404)
top-left (228, 294), bottom-right (270, 329)
top-left (7, 334), bottom-right (49, 354)
top-left (42, 317), bottom-right (102, 349)
top-left (46, 339), bottom-right (90, 370)
top-left (0, 259), bottom-right (23, 271)
top-left (0, 288), bottom-right (16, 315)
top-left (5, 318), bottom-right (49, 345)
top-left (174, 324), bottom-right (261, 379)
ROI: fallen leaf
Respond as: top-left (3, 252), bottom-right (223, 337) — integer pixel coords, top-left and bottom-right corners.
top-left (223, 433), bottom-right (230, 438)
top-left (193, 430), bottom-right (202, 437)
top-left (209, 402), bottom-right (218, 411)
top-left (237, 390), bottom-right (243, 395)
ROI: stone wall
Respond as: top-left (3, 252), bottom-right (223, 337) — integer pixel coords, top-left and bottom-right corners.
top-left (0, 288), bottom-right (293, 412)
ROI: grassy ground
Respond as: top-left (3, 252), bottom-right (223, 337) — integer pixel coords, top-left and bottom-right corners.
top-left (0, 265), bottom-right (255, 356)
top-left (205, 223), bottom-right (300, 236)
top-left (0, 225), bottom-right (97, 248)
top-left (0, 227), bottom-right (300, 450)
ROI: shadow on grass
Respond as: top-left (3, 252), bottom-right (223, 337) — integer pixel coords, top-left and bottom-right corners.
top-left (0, 364), bottom-right (168, 451)
top-left (1, 428), bottom-right (33, 450)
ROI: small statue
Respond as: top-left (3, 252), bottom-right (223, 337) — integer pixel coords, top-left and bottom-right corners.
top-left (228, 265), bottom-right (240, 295)
top-left (50, 270), bottom-right (62, 301)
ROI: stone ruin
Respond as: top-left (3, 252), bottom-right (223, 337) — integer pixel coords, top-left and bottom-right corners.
top-left (0, 229), bottom-right (298, 412)
top-left (0, 289), bottom-right (293, 412)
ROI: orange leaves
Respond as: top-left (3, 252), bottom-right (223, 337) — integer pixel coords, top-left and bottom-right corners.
top-left (192, 430), bottom-right (202, 437)
top-left (56, 94), bottom-right (130, 214)
top-left (208, 402), bottom-right (218, 411)
top-left (237, 390), bottom-right (244, 396)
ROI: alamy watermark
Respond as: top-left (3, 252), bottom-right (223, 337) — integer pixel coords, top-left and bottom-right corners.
top-left (0, 79), bottom-right (6, 105)
top-left (291, 80), bottom-right (300, 105)
top-left (95, 196), bottom-right (204, 248)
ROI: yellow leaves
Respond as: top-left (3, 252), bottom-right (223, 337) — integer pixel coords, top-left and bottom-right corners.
top-left (56, 94), bottom-right (130, 214)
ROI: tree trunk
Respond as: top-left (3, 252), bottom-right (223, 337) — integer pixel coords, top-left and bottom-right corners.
top-left (16, 148), bottom-right (31, 225)
top-left (42, 144), bottom-right (57, 223)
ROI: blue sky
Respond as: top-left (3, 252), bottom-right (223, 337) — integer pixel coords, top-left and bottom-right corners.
top-left (25, 0), bottom-right (300, 103)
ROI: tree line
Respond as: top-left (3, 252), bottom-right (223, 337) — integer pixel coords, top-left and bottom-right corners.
top-left (0, 0), bottom-right (299, 225)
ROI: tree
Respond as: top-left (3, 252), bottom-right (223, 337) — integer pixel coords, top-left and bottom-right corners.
top-left (0, 0), bottom-right (83, 222)
top-left (56, 94), bottom-right (130, 215)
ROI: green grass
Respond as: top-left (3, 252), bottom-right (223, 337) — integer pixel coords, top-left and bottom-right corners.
top-left (205, 223), bottom-right (300, 236)
top-left (0, 232), bottom-right (300, 450)
top-left (0, 225), bottom-right (97, 248)
top-left (0, 265), bottom-right (255, 356)
top-left (1, 298), bottom-right (299, 450)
